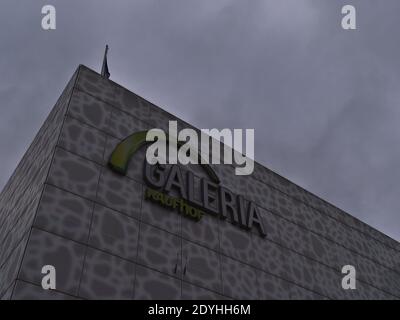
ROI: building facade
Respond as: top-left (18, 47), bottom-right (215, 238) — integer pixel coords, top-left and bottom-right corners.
top-left (0, 65), bottom-right (399, 300)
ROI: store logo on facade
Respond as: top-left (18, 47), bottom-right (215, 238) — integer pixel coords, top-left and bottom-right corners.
top-left (108, 123), bottom-right (265, 237)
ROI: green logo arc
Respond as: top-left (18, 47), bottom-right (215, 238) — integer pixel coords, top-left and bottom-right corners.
top-left (108, 130), bottom-right (220, 184)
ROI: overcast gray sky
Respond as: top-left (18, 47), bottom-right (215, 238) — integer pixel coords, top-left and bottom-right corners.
top-left (0, 0), bottom-right (399, 241)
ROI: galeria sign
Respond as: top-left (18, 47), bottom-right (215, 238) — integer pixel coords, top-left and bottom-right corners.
top-left (108, 127), bottom-right (265, 237)
top-left (144, 161), bottom-right (266, 237)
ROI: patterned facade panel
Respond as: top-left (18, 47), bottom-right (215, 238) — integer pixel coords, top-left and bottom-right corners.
top-left (107, 107), bottom-right (151, 140)
top-left (181, 210), bottom-right (220, 251)
top-left (88, 204), bottom-right (139, 261)
top-left (47, 148), bottom-right (101, 202)
top-left (78, 247), bottom-right (135, 300)
top-left (133, 265), bottom-right (181, 300)
top-left (221, 256), bottom-right (260, 300)
top-left (59, 116), bottom-right (107, 164)
top-left (140, 194), bottom-right (181, 236)
top-left (137, 223), bottom-right (182, 277)
top-left (219, 219), bottom-right (254, 264)
top-left (34, 184), bottom-right (93, 243)
top-left (96, 167), bottom-right (142, 219)
top-left (181, 240), bottom-right (222, 293)
top-left (67, 88), bottom-right (113, 133)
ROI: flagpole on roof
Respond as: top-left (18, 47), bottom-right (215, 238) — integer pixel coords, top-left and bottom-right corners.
top-left (101, 45), bottom-right (110, 79)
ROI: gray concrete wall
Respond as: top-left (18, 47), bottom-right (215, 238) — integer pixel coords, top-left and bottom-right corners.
top-left (0, 69), bottom-right (79, 298)
top-left (1, 65), bottom-right (399, 299)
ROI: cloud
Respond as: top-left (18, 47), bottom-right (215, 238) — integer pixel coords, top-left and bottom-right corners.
top-left (0, 0), bottom-right (399, 241)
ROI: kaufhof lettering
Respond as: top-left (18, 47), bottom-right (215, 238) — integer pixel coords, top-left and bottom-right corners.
top-left (144, 187), bottom-right (205, 221)
top-left (144, 161), bottom-right (266, 237)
